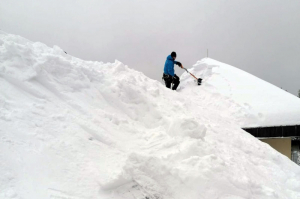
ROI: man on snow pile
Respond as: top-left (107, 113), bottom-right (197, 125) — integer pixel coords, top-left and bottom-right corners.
top-left (163, 51), bottom-right (183, 90)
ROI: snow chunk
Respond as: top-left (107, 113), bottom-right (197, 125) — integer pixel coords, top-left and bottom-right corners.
top-left (168, 118), bottom-right (206, 139)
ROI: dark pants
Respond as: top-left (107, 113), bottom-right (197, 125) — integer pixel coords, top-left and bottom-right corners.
top-left (163, 73), bottom-right (180, 90)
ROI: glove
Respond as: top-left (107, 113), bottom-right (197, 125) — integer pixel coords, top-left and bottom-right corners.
top-left (175, 62), bottom-right (182, 67)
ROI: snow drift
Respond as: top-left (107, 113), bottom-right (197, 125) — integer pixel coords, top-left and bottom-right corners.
top-left (0, 31), bottom-right (300, 199)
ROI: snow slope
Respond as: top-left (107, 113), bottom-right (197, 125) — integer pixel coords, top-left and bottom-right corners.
top-left (0, 31), bottom-right (300, 199)
top-left (180, 58), bottom-right (300, 128)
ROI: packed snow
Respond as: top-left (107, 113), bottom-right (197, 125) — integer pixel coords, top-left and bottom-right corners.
top-left (0, 31), bottom-right (300, 199)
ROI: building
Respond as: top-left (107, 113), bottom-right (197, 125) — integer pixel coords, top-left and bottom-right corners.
top-left (196, 58), bottom-right (300, 164)
top-left (243, 125), bottom-right (300, 162)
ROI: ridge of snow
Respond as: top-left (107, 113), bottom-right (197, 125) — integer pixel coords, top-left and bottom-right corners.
top-left (1, 31), bottom-right (300, 199)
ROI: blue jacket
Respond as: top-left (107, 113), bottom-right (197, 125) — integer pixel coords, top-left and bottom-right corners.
top-left (164, 55), bottom-right (178, 76)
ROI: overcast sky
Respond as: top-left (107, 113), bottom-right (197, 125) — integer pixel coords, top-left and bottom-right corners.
top-left (1, 0), bottom-right (300, 95)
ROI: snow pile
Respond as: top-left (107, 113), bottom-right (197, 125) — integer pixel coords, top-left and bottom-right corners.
top-left (180, 58), bottom-right (300, 127)
top-left (1, 31), bottom-right (300, 199)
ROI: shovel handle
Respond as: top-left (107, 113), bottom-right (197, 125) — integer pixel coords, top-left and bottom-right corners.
top-left (182, 66), bottom-right (198, 80)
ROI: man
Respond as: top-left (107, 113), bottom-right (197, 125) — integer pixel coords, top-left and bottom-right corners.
top-left (163, 51), bottom-right (182, 90)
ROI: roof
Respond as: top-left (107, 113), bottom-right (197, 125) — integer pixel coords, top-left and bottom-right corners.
top-left (188, 58), bottom-right (300, 128)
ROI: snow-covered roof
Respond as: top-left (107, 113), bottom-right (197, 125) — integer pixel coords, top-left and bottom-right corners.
top-left (1, 32), bottom-right (300, 199)
top-left (185, 58), bottom-right (300, 128)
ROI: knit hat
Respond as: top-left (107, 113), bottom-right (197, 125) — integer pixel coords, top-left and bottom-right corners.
top-left (171, 51), bottom-right (177, 58)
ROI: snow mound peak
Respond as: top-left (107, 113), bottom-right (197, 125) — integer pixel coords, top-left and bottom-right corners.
top-left (1, 32), bottom-right (300, 199)
top-left (181, 57), bottom-right (300, 127)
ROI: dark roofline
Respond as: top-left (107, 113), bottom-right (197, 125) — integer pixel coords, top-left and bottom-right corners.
top-left (243, 125), bottom-right (300, 138)
top-left (243, 123), bottom-right (300, 129)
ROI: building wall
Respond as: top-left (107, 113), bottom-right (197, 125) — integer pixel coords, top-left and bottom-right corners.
top-left (260, 138), bottom-right (291, 159)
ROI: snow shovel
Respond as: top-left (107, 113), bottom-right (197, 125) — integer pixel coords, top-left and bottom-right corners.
top-left (181, 66), bottom-right (202, 85)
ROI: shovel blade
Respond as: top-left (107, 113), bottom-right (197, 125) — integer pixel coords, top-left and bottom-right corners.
top-left (197, 78), bottom-right (202, 85)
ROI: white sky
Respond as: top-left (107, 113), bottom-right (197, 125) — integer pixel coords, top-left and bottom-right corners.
top-left (1, 0), bottom-right (300, 95)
